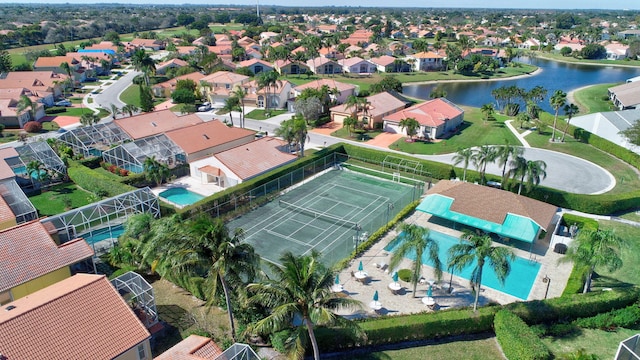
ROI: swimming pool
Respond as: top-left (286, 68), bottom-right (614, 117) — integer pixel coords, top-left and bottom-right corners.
top-left (159, 187), bottom-right (205, 207)
top-left (80, 224), bottom-right (125, 246)
top-left (12, 166), bottom-right (48, 179)
top-left (384, 230), bottom-right (540, 300)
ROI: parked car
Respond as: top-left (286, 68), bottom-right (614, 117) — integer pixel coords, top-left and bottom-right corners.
top-left (197, 102), bottom-right (211, 112)
top-left (55, 100), bottom-right (72, 107)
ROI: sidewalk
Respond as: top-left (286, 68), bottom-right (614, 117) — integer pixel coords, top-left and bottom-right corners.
top-left (504, 120), bottom-right (531, 148)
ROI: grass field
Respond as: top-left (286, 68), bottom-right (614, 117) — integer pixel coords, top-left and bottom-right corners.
top-left (543, 327), bottom-right (638, 359)
top-left (536, 52), bottom-right (640, 68)
top-left (573, 83), bottom-right (619, 113)
top-left (591, 220), bottom-right (640, 288)
top-left (333, 336), bottom-right (505, 360)
top-left (245, 109), bottom-right (288, 120)
top-left (388, 106), bottom-right (518, 155)
top-left (28, 182), bottom-right (92, 216)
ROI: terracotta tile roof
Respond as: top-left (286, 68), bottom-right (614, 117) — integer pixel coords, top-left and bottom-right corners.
top-left (238, 58), bottom-right (273, 68)
top-left (0, 274), bottom-right (150, 359)
top-left (165, 120), bottom-right (254, 156)
top-left (0, 194), bottom-right (15, 224)
top-left (369, 55), bottom-right (397, 67)
top-left (114, 110), bottom-right (203, 140)
top-left (384, 98), bottom-right (464, 127)
top-left (153, 71), bottom-right (204, 89)
top-left (0, 144), bottom-right (19, 181)
top-left (293, 78), bottom-right (355, 93)
top-left (0, 220), bottom-right (94, 292)
top-left (200, 71), bottom-right (249, 85)
top-left (155, 334), bottom-right (223, 360)
top-left (330, 91), bottom-right (408, 118)
top-left (198, 165), bottom-right (223, 176)
top-left (411, 51), bottom-right (445, 59)
top-left (0, 87), bottom-right (31, 100)
top-left (427, 180), bottom-right (557, 231)
top-left (157, 58), bottom-right (189, 70)
top-left (0, 71), bottom-right (67, 93)
top-left (339, 57), bottom-right (369, 68)
top-left (215, 137), bottom-right (297, 180)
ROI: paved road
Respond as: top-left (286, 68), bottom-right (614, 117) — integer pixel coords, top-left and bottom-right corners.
top-left (92, 70), bottom-right (140, 110)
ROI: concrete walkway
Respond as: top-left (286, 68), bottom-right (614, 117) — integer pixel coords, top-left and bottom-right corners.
top-left (505, 120), bottom-right (531, 148)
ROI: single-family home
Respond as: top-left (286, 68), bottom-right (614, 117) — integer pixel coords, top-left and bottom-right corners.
top-left (616, 30), bottom-right (640, 40)
top-left (0, 274), bottom-right (152, 359)
top-left (405, 51), bottom-right (445, 71)
top-left (338, 57), bottom-right (377, 74)
top-left (241, 79), bottom-right (293, 109)
top-left (605, 42), bottom-right (631, 60)
top-left (155, 58), bottom-right (189, 75)
top-left (306, 57), bottom-right (342, 75)
top-left (273, 59), bottom-right (310, 76)
top-left (330, 91), bottom-right (410, 129)
top-left (114, 109), bottom-right (203, 140)
top-left (0, 220), bottom-right (94, 305)
top-left (0, 70), bottom-right (67, 105)
top-left (152, 71), bottom-right (204, 98)
top-left (189, 137), bottom-right (297, 188)
top-left (608, 81), bottom-right (640, 110)
top-left (291, 78), bottom-right (357, 106)
top-left (571, 108), bottom-right (640, 155)
top-left (156, 335), bottom-right (224, 359)
top-left (237, 58), bottom-right (274, 75)
top-left (131, 38), bottom-right (165, 51)
top-left (200, 71), bottom-right (251, 108)
top-left (383, 97), bottom-right (464, 139)
top-left (369, 55), bottom-right (408, 73)
top-left (0, 88), bottom-right (43, 127)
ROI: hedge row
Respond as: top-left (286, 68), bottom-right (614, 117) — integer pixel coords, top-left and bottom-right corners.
top-left (315, 306), bottom-right (498, 352)
top-left (574, 127), bottom-right (640, 169)
top-left (314, 288), bottom-right (639, 352)
top-left (561, 265), bottom-right (587, 296)
top-left (562, 213), bottom-right (599, 231)
top-left (573, 302), bottom-right (640, 330)
top-left (67, 161), bottom-right (135, 197)
top-left (494, 310), bottom-right (551, 360)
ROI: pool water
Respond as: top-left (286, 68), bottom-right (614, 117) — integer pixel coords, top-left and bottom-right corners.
top-left (384, 230), bottom-right (540, 300)
top-left (159, 187), bottom-right (204, 206)
top-left (80, 225), bottom-right (125, 245)
top-left (12, 166), bottom-right (48, 179)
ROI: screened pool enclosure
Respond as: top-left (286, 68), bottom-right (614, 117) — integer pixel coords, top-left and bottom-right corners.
top-left (102, 134), bottom-right (186, 173)
top-left (57, 122), bottom-right (131, 158)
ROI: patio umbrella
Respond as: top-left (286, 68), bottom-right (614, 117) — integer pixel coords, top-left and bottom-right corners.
top-left (373, 290), bottom-right (379, 302)
top-left (392, 272), bottom-right (399, 283)
top-left (358, 261), bottom-right (363, 271)
top-left (335, 275), bottom-right (340, 285)
top-left (427, 284), bottom-right (433, 298)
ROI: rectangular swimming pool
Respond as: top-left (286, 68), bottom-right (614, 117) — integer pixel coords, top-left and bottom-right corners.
top-left (80, 224), bottom-right (125, 246)
top-left (159, 187), bottom-right (204, 207)
top-left (384, 230), bottom-right (540, 300)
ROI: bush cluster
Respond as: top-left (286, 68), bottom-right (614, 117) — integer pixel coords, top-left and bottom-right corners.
top-left (573, 302), bottom-right (640, 330)
top-left (562, 213), bottom-right (599, 231)
top-left (494, 310), bottom-right (551, 360)
top-left (44, 106), bottom-right (68, 114)
top-left (68, 161), bottom-right (135, 198)
top-left (100, 161), bottom-right (129, 177)
top-left (23, 121), bottom-right (42, 133)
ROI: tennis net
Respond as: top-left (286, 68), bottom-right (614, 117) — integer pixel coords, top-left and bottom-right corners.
top-left (278, 200), bottom-right (359, 229)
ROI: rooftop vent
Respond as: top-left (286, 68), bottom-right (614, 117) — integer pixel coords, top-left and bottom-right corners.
top-left (5, 305), bottom-right (16, 311)
top-left (151, 122), bottom-right (157, 127)
top-left (203, 134), bottom-right (209, 140)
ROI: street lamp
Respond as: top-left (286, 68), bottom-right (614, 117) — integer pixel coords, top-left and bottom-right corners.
top-left (542, 275), bottom-right (551, 299)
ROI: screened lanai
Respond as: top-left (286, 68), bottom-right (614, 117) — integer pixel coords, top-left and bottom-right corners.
top-left (15, 141), bottom-right (67, 177)
top-left (0, 179), bottom-right (38, 224)
top-left (57, 122), bottom-right (130, 158)
top-left (111, 271), bottom-right (158, 329)
top-left (40, 187), bottom-right (160, 253)
top-left (102, 134), bottom-right (186, 173)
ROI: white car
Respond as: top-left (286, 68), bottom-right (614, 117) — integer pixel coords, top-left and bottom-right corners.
top-left (197, 102), bottom-right (211, 112)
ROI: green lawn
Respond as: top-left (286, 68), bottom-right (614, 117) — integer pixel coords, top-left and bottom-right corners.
top-left (120, 84), bottom-right (142, 107)
top-left (388, 106), bottom-right (518, 155)
top-left (245, 109), bottom-right (288, 120)
top-left (332, 336), bottom-right (505, 360)
top-left (573, 83), bottom-right (619, 113)
top-left (28, 182), bottom-right (92, 216)
top-left (591, 220), bottom-right (640, 288)
top-left (543, 327), bottom-right (638, 360)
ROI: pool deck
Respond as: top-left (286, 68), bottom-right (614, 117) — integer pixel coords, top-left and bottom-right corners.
top-left (334, 210), bottom-right (573, 318)
top-left (150, 175), bottom-right (224, 208)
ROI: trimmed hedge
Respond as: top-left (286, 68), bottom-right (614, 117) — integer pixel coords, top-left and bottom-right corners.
top-left (562, 213), bottom-right (599, 231)
top-left (494, 310), bottom-right (551, 360)
top-left (574, 127), bottom-right (640, 169)
top-left (562, 264), bottom-right (587, 296)
top-left (573, 302), bottom-right (640, 330)
top-left (67, 161), bottom-right (135, 197)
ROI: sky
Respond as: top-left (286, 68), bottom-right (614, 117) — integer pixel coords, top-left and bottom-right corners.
top-left (1, 0), bottom-right (639, 10)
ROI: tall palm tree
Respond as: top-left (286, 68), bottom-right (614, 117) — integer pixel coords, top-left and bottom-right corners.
top-left (472, 145), bottom-right (497, 185)
top-left (550, 90), bottom-right (567, 142)
top-left (494, 143), bottom-right (523, 186)
top-left (448, 231), bottom-right (515, 311)
top-left (108, 103), bottom-right (120, 120)
top-left (399, 117), bottom-right (420, 140)
top-left (389, 223), bottom-right (442, 298)
top-left (122, 104), bottom-right (139, 117)
top-left (342, 115), bottom-right (358, 137)
top-left (560, 228), bottom-right (624, 293)
top-left (561, 103), bottom-right (579, 142)
top-left (231, 86), bottom-right (247, 128)
top-left (191, 215), bottom-right (259, 342)
top-left (248, 251), bottom-right (363, 360)
top-left (131, 49), bottom-right (156, 86)
top-left (452, 148), bottom-right (473, 182)
top-left (274, 118), bottom-right (296, 152)
top-left (26, 160), bottom-right (48, 185)
top-left (257, 70), bottom-right (279, 115)
top-left (222, 96), bottom-right (240, 126)
top-left (17, 95), bottom-right (38, 122)
top-left (143, 156), bottom-right (170, 187)
top-left (524, 159), bottom-right (547, 194)
top-left (480, 103), bottom-right (495, 124)
top-left (80, 112), bottom-right (100, 126)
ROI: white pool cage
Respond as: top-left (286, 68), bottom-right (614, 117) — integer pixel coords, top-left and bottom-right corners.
top-left (616, 334), bottom-right (640, 360)
top-left (57, 122), bottom-right (131, 158)
top-left (110, 271), bottom-right (158, 329)
top-left (0, 179), bottom-right (38, 224)
top-left (102, 134), bottom-right (186, 174)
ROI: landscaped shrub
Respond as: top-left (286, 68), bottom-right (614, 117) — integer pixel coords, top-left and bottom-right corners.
top-left (573, 302), bottom-right (640, 330)
top-left (494, 310), bottom-right (552, 360)
top-left (45, 106), bottom-right (67, 114)
top-left (270, 330), bottom-right (291, 354)
top-left (397, 269), bottom-right (412, 282)
top-left (23, 121), bottom-right (42, 133)
top-left (562, 264), bottom-right (587, 295)
top-left (79, 157), bottom-right (102, 169)
top-left (67, 161), bottom-right (135, 197)
top-left (562, 213), bottom-right (599, 231)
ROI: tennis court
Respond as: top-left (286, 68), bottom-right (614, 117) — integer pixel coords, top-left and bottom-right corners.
top-left (227, 168), bottom-right (421, 267)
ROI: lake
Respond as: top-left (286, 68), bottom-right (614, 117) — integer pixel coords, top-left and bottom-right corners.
top-left (402, 57), bottom-right (640, 113)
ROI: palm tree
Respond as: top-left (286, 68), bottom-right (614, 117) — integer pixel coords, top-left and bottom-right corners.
top-left (17, 95), bottom-right (38, 122)
top-left (108, 103), bottom-right (120, 120)
top-left (143, 156), bottom-right (170, 187)
top-left (274, 118), bottom-right (296, 152)
top-left (389, 223), bottom-right (442, 298)
top-left (452, 148), bottom-right (473, 182)
top-left (131, 49), bottom-right (156, 86)
top-left (80, 112), bottom-right (100, 126)
top-left (342, 115), bottom-right (358, 137)
top-left (494, 143), bottom-right (523, 186)
top-left (122, 104), bottom-right (139, 117)
top-left (399, 117), bottom-right (420, 140)
top-left (192, 215), bottom-right (259, 342)
top-left (248, 251), bottom-right (363, 360)
top-left (26, 160), bottom-right (47, 185)
top-left (561, 103), bottom-right (579, 142)
top-left (480, 103), bottom-right (495, 124)
top-left (448, 231), bottom-right (515, 311)
top-left (231, 86), bottom-right (247, 128)
top-left (222, 96), bottom-right (240, 126)
top-left (560, 228), bottom-right (624, 293)
top-left (550, 90), bottom-right (567, 142)
top-left (472, 145), bottom-right (497, 185)
top-left (257, 70), bottom-right (279, 116)
top-left (524, 159), bottom-right (547, 194)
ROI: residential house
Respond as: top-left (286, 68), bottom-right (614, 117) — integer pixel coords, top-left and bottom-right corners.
top-left (338, 57), bottom-right (377, 74)
top-left (0, 88), bottom-right (43, 127)
top-left (0, 220), bottom-right (94, 305)
top-left (237, 59), bottom-right (274, 75)
top-left (406, 51), bottom-right (445, 71)
top-left (616, 30), bottom-right (640, 40)
top-left (114, 109), bottom-right (203, 140)
top-left (199, 71), bottom-right (250, 108)
top-left (273, 59), bottom-right (310, 76)
top-left (291, 78), bottom-right (357, 107)
top-left (131, 38), bottom-right (165, 51)
top-left (84, 40), bottom-right (136, 57)
top-left (369, 55), bottom-right (408, 73)
top-left (259, 31), bottom-right (280, 45)
top-left (0, 274), bottom-right (151, 359)
top-left (571, 108), bottom-right (640, 155)
top-left (151, 71), bottom-right (204, 98)
top-left (306, 57), bottom-right (342, 75)
top-left (242, 79), bottom-right (293, 109)
top-left (156, 335), bottom-right (223, 359)
top-left (175, 46), bottom-right (198, 56)
top-left (189, 137), bottom-right (297, 188)
top-left (605, 42), bottom-right (631, 60)
top-left (165, 120), bottom-right (255, 163)
top-left (519, 38), bottom-right (542, 49)
top-left (383, 97), bottom-right (464, 139)
top-left (155, 58), bottom-right (189, 75)
top-left (342, 29), bottom-right (374, 47)
top-left (608, 81), bottom-right (640, 110)
top-left (330, 91), bottom-right (410, 129)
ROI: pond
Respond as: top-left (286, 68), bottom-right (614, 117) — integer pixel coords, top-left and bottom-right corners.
top-left (403, 57), bottom-right (640, 113)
